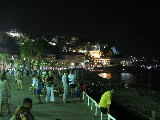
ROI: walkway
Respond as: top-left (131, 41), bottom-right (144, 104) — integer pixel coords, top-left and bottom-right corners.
top-left (1, 75), bottom-right (103, 120)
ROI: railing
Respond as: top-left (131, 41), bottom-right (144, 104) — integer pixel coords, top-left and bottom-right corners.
top-left (83, 91), bottom-right (116, 120)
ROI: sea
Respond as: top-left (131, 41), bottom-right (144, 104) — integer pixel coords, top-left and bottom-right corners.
top-left (97, 68), bottom-right (160, 90)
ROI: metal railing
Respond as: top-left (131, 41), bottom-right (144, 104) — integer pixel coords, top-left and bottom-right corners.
top-left (83, 91), bottom-right (116, 120)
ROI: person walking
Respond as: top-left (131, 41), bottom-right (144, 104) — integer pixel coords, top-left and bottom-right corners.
top-left (45, 70), bottom-right (55, 103)
top-left (62, 70), bottom-right (70, 103)
top-left (0, 71), bottom-right (11, 117)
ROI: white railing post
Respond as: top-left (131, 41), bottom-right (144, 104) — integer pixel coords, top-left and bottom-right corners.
top-left (83, 92), bottom-right (116, 120)
top-left (95, 104), bottom-right (98, 115)
top-left (108, 114), bottom-right (116, 120)
top-left (91, 100), bottom-right (93, 110)
top-left (88, 96), bottom-right (90, 106)
top-left (101, 112), bottom-right (103, 120)
top-left (83, 91), bottom-right (85, 100)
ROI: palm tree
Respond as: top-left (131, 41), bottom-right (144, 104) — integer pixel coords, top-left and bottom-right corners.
top-left (32, 38), bottom-right (48, 70)
top-left (20, 39), bottom-right (35, 75)
top-left (0, 53), bottom-right (8, 70)
top-left (19, 37), bottom-right (49, 74)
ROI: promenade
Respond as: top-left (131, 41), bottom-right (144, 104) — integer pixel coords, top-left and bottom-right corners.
top-left (1, 75), bottom-right (103, 120)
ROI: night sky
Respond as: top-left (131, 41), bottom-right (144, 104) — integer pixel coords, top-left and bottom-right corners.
top-left (0, 0), bottom-right (160, 59)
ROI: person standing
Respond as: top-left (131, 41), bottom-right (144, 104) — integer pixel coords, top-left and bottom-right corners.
top-left (68, 70), bottom-right (76, 95)
top-left (45, 70), bottom-right (55, 103)
top-left (62, 70), bottom-right (70, 103)
top-left (0, 71), bottom-right (11, 117)
top-left (34, 76), bottom-right (44, 103)
top-left (74, 82), bottom-right (81, 102)
top-left (16, 70), bottom-right (23, 90)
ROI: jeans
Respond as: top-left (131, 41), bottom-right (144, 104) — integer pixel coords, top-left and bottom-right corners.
top-left (63, 84), bottom-right (69, 103)
top-left (46, 84), bottom-right (55, 102)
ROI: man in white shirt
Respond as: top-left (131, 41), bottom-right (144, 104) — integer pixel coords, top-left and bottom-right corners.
top-left (62, 70), bottom-right (70, 103)
top-left (68, 70), bottom-right (76, 95)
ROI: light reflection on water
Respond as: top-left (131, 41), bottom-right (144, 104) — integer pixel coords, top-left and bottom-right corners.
top-left (98, 71), bottom-right (160, 89)
top-left (98, 73), bottom-right (111, 79)
top-left (98, 72), bottom-right (137, 84)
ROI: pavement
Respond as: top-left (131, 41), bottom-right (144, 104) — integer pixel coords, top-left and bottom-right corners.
top-left (1, 75), bottom-right (103, 120)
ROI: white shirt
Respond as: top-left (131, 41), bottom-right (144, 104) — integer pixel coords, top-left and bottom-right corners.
top-left (68, 73), bottom-right (76, 84)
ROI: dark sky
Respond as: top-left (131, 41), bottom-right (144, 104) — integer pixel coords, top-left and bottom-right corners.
top-left (0, 0), bottom-right (160, 59)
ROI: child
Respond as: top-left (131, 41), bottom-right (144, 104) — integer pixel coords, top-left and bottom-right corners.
top-left (34, 76), bottom-right (44, 103)
top-left (74, 82), bottom-right (82, 102)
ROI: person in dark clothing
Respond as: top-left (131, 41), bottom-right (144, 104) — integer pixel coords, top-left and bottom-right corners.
top-left (45, 70), bottom-right (55, 103)
top-left (11, 98), bottom-right (35, 120)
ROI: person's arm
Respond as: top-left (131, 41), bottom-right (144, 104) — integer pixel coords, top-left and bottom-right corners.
top-left (45, 75), bottom-right (50, 85)
top-left (106, 104), bottom-right (110, 114)
top-left (45, 75), bottom-right (48, 82)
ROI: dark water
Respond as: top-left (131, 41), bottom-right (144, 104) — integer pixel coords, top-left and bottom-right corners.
top-left (98, 70), bottom-right (160, 90)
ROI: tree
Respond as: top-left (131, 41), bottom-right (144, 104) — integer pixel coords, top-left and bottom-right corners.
top-left (20, 38), bottom-right (35, 74)
top-left (19, 37), bottom-right (49, 74)
top-left (31, 38), bottom-right (48, 70)
top-left (0, 53), bottom-right (8, 70)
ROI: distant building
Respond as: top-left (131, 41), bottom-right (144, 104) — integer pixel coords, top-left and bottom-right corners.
top-left (62, 52), bottom-right (85, 66)
top-left (6, 29), bottom-right (24, 38)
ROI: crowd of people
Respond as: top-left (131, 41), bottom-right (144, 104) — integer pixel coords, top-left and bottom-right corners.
top-left (0, 68), bottom-right (89, 119)
top-left (0, 67), bottom-right (116, 120)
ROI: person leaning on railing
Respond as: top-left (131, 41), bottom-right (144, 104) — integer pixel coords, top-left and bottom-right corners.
top-left (99, 86), bottom-right (114, 114)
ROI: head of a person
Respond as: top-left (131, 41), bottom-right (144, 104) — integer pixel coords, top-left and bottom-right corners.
top-left (0, 71), bottom-right (7, 81)
top-left (42, 71), bottom-right (46, 79)
top-left (14, 106), bottom-right (29, 120)
top-left (108, 86), bottom-right (114, 93)
top-left (70, 70), bottom-right (74, 74)
top-left (48, 70), bottom-right (53, 76)
top-left (23, 98), bottom-right (32, 111)
top-left (63, 70), bottom-right (68, 75)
